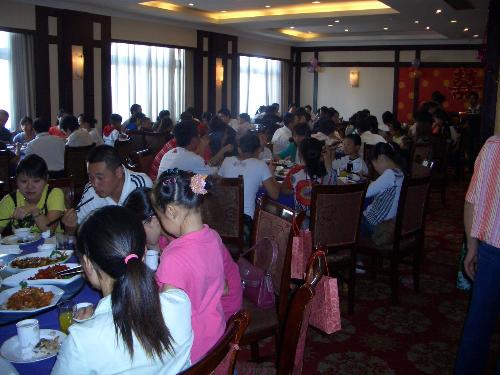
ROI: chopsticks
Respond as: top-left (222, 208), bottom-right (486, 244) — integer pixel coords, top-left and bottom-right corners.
top-left (56, 265), bottom-right (83, 278)
top-left (46, 197), bottom-right (95, 227)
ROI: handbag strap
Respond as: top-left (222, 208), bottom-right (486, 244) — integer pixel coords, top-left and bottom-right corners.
top-left (306, 249), bottom-right (330, 277)
top-left (240, 238), bottom-right (278, 271)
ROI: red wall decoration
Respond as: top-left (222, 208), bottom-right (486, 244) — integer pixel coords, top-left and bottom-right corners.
top-left (397, 67), bottom-right (484, 123)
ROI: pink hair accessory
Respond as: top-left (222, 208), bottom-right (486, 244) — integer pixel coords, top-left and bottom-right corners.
top-left (190, 174), bottom-right (208, 195)
top-left (124, 254), bottom-right (139, 264)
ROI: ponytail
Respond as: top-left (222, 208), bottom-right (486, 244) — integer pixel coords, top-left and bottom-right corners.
top-left (299, 137), bottom-right (327, 179)
top-left (76, 206), bottom-right (173, 359)
top-left (370, 141), bottom-right (407, 172)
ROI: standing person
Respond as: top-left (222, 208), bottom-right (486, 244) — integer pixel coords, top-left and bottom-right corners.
top-left (272, 112), bottom-right (297, 154)
top-left (78, 114), bottom-right (104, 145)
top-left (52, 206), bottom-right (193, 375)
top-left (121, 103), bottom-right (142, 131)
top-left (62, 145), bottom-right (152, 227)
top-left (60, 115), bottom-right (94, 147)
top-left (0, 109), bottom-right (12, 143)
top-left (103, 114), bottom-right (123, 146)
top-left (455, 135), bottom-right (500, 375)
top-left (13, 116), bottom-right (35, 144)
top-left (25, 117), bottom-right (66, 179)
top-left (152, 170), bottom-right (235, 363)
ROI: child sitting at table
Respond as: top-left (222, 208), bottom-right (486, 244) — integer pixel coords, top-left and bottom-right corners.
top-left (281, 137), bottom-right (335, 227)
top-left (330, 133), bottom-right (368, 176)
top-left (361, 141), bottom-right (405, 237)
top-left (275, 122), bottom-right (310, 164)
top-left (52, 206), bottom-right (193, 374)
top-left (152, 170), bottom-right (242, 364)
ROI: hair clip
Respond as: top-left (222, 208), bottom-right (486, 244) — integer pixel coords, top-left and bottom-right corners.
top-left (124, 254), bottom-right (138, 264)
top-left (190, 174), bottom-right (208, 195)
top-left (162, 177), bottom-right (177, 186)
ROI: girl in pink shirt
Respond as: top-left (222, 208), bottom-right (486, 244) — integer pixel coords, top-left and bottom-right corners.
top-left (152, 169), bottom-right (242, 363)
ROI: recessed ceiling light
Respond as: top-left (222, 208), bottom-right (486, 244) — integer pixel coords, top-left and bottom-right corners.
top-left (435, 9), bottom-right (442, 14)
top-left (463, 27), bottom-right (469, 31)
top-left (450, 19), bottom-right (457, 23)
top-left (308, 31), bottom-right (312, 33)
top-left (188, 3), bottom-right (194, 6)
top-left (383, 27), bottom-right (388, 30)
top-left (426, 26), bottom-right (430, 30)
top-left (265, 5), bottom-right (271, 8)
top-left (312, 1), bottom-right (321, 3)
top-left (290, 26), bottom-right (295, 29)
top-left (473, 34), bottom-right (479, 38)
top-left (220, 10), bottom-right (226, 13)
top-left (328, 24), bottom-right (333, 27)
top-left (334, 19), bottom-right (340, 23)
top-left (414, 20), bottom-right (419, 24)
top-left (344, 28), bottom-right (349, 32)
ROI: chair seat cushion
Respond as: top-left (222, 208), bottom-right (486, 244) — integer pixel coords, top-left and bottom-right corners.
top-left (241, 298), bottom-right (278, 337)
top-left (326, 249), bottom-right (352, 263)
top-left (358, 235), bottom-right (418, 256)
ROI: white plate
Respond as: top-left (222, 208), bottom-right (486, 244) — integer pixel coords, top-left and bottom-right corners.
top-left (73, 302), bottom-right (95, 323)
top-left (1, 233), bottom-right (40, 246)
top-left (6, 251), bottom-right (73, 274)
top-left (0, 285), bottom-right (64, 314)
top-left (0, 358), bottom-right (19, 375)
top-left (1, 329), bottom-right (66, 363)
top-left (2, 263), bottom-right (81, 288)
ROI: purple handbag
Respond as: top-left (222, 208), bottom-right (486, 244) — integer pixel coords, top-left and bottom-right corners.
top-left (237, 238), bottom-right (278, 309)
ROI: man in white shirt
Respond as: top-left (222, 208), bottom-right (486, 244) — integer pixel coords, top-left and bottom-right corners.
top-left (272, 112), bottom-right (297, 154)
top-left (61, 145), bottom-right (152, 227)
top-left (158, 120), bottom-right (216, 178)
top-left (357, 117), bottom-right (386, 156)
top-left (25, 117), bottom-right (66, 178)
top-left (60, 115), bottom-right (94, 147)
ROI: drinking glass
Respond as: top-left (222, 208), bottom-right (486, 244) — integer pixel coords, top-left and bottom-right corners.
top-left (56, 233), bottom-right (67, 250)
top-left (58, 301), bottom-right (75, 334)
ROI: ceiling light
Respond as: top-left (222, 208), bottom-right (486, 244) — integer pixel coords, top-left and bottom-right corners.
top-left (435, 9), bottom-right (442, 14)
top-left (334, 19), bottom-right (340, 23)
top-left (450, 19), bottom-right (457, 23)
top-left (426, 26), bottom-right (430, 30)
top-left (463, 27), bottom-right (469, 31)
top-left (278, 28), bottom-right (319, 39)
top-left (308, 31), bottom-right (312, 33)
top-left (328, 24), bottom-right (333, 26)
top-left (473, 34), bottom-right (479, 38)
top-left (221, 10), bottom-right (227, 13)
top-left (290, 26), bottom-right (295, 29)
top-left (383, 27), bottom-right (388, 30)
top-left (188, 3), bottom-right (194, 6)
top-left (312, 1), bottom-right (321, 3)
top-left (344, 28), bottom-right (349, 31)
top-left (414, 20), bottom-right (419, 24)
top-left (265, 5), bottom-right (271, 8)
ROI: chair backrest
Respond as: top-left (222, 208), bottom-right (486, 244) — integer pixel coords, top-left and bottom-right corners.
top-left (309, 183), bottom-right (367, 249)
top-left (144, 132), bottom-right (171, 155)
top-left (0, 151), bottom-right (11, 193)
top-left (178, 310), bottom-right (250, 375)
top-left (114, 139), bottom-right (134, 165)
top-left (9, 177), bottom-right (75, 209)
top-left (277, 248), bottom-right (324, 375)
top-left (64, 144), bottom-right (95, 187)
top-left (251, 196), bottom-right (305, 321)
top-left (400, 176), bottom-right (432, 239)
top-left (363, 143), bottom-right (376, 179)
top-left (127, 130), bottom-right (146, 152)
top-left (411, 142), bottom-right (433, 165)
top-left (429, 135), bottom-right (450, 176)
top-left (200, 176), bottom-right (244, 253)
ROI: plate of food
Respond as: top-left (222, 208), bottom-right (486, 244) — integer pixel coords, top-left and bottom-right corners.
top-left (6, 250), bottom-right (73, 273)
top-left (0, 329), bottom-right (66, 363)
top-left (2, 263), bottom-right (82, 288)
top-left (0, 285), bottom-right (64, 314)
top-left (1, 233), bottom-right (41, 246)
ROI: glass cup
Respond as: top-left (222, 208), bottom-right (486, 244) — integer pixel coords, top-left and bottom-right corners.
top-left (56, 233), bottom-right (67, 250)
top-left (16, 319), bottom-right (40, 350)
top-left (145, 250), bottom-right (160, 271)
top-left (58, 301), bottom-right (75, 334)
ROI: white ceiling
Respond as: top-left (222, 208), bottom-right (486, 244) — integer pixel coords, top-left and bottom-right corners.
top-left (15, 0), bottom-right (489, 46)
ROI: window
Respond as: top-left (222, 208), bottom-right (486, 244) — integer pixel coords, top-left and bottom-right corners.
top-left (0, 31), bottom-right (12, 129)
top-left (239, 55), bottom-right (282, 117)
top-left (111, 42), bottom-right (185, 123)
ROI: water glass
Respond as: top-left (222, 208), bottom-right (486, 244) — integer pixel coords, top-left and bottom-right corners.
top-left (58, 301), bottom-right (75, 334)
top-left (145, 250), bottom-right (160, 271)
top-left (56, 233), bottom-right (67, 250)
top-left (16, 319), bottom-right (40, 350)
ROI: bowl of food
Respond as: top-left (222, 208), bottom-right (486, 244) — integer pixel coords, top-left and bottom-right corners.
top-left (7, 251), bottom-right (73, 274)
top-left (13, 228), bottom-right (31, 241)
top-left (0, 285), bottom-right (64, 314)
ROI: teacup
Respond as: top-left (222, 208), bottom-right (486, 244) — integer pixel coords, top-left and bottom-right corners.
top-left (16, 319), bottom-right (40, 350)
top-left (37, 243), bottom-right (56, 252)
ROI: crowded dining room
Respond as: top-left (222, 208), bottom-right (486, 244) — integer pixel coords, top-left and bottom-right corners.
top-left (0, 0), bottom-right (499, 373)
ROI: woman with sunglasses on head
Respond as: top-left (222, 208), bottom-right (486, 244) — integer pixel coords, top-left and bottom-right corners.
top-left (51, 206), bottom-right (193, 375)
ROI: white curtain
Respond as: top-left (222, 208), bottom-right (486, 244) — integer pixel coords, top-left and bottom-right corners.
top-left (111, 42), bottom-right (185, 123)
top-left (239, 55), bottom-right (282, 116)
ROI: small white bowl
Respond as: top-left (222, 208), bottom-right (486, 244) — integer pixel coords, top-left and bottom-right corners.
top-left (37, 243), bottom-right (56, 252)
top-left (13, 228), bottom-right (31, 240)
top-left (73, 302), bottom-right (95, 323)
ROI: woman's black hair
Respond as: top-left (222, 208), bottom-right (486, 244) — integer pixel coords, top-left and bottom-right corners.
top-left (315, 119), bottom-right (335, 136)
top-left (370, 141), bottom-right (407, 171)
top-left (16, 154), bottom-right (48, 180)
top-left (20, 116), bottom-right (33, 126)
top-left (299, 137), bottom-right (327, 180)
top-left (33, 117), bottom-right (51, 133)
top-left (345, 133), bottom-right (361, 146)
top-left (79, 113), bottom-right (97, 129)
top-left (238, 132), bottom-right (261, 154)
top-left (59, 115), bottom-right (79, 133)
top-left (153, 169), bottom-right (214, 211)
top-left (157, 117), bottom-right (173, 134)
top-left (123, 187), bottom-right (155, 222)
top-left (292, 122), bottom-right (310, 137)
top-left (77, 206), bottom-right (173, 359)
top-left (239, 113), bottom-right (251, 123)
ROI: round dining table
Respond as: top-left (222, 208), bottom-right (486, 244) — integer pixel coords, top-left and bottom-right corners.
top-left (0, 241), bottom-right (100, 375)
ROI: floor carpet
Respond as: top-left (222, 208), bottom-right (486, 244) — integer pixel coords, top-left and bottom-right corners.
top-left (239, 182), bottom-right (500, 374)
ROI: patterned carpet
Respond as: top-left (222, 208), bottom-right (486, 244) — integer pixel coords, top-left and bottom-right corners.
top-left (240, 181), bottom-right (500, 374)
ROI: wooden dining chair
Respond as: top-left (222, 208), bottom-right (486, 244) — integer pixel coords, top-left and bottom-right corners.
top-left (200, 176), bottom-right (244, 258)
top-left (309, 182), bottom-right (367, 314)
top-left (178, 310), bottom-right (250, 375)
top-left (9, 177), bottom-right (75, 209)
top-left (64, 144), bottom-right (95, 200)
top-left (358, 176), bottom-right (432, 303)
top-left (239, 196), bottom-right (304, 361)
top-left (409, 142), bottom-right (433, 176)
top-left (114, 139), bottom-right (135, 165)
top-left (0, 150), bottom-right (11, 194)
top-left (429, 135), bottom-right (450, 206)
top-left (237, 248), bottom-right (324, 375)
top-left (362, 143), bottom-right (376, 180)
top-left (144, 131), bottom-right (171, 155)
top-left (126, 130), bottom-right (146, 152)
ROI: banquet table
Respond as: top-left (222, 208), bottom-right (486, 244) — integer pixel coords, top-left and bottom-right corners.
top-left (0, 242), bottom-right (100, 375)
